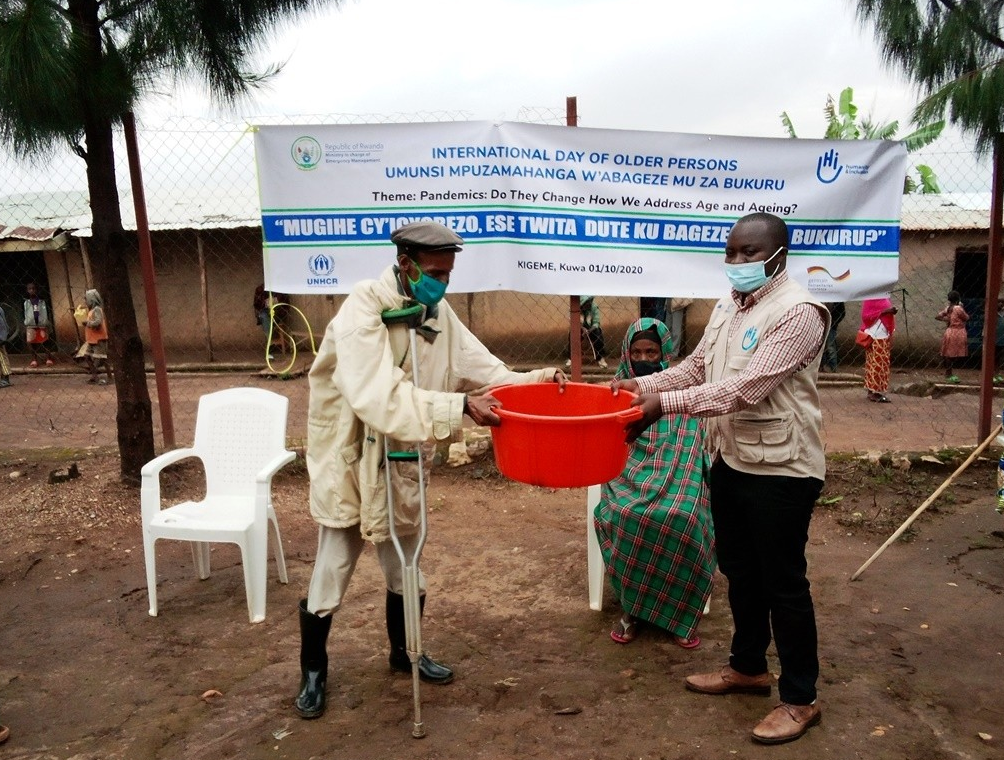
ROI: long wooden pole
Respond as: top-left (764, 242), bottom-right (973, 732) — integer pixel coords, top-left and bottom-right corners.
top-left (850, 423), bottom-right (1002, 581)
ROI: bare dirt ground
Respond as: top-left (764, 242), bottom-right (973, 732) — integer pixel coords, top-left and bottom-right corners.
top-left (1, 444), bottom-right (1003, 760)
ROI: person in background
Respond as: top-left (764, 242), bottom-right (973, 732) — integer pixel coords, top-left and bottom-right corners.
top-left (23, 282), bottom-right (56, 367)
top-left (935, 290), bottom-right (968, 384)
top-left (596, 318), bottom-right (715, 650)
top-left (293, 221), bottom-right (566, 720)
top-left (0, 306), bottom-right (12, 387)
top-left (614, 212), bottom-right (828, 745)
top-left (78, 289), bottom-right (112, 385)
top-left (639, 296), bottom-right (668, 325)
top-left (822, 302), bottom-right (846, 372)
top-left (667, 298), bottom-right (693, 359)
top-left (253, 284), bottom-right (289, 360)
top-left (565, 295), bottom-right (608, 369)
top-left (860, 296), bottom-right (897, 403)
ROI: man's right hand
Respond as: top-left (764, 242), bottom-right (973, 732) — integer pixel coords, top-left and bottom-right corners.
top-left (625, 393), bottom-right (663, 443)
top-left (464, 394), bottom-right (502, 427)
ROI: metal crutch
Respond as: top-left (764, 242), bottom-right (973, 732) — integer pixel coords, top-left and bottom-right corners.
top-left (381, 303), bottom-right (430, 738)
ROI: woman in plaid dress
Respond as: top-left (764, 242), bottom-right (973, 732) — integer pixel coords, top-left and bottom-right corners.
top-left (595, 318), bottom-right (715, 648)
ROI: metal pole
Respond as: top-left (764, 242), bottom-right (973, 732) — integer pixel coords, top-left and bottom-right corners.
top-left (122, 111), bottom-right (175, 448)
top-left (979, 134), bottom-right (1004, 443)
top-left (566, 97), bottom-right (583, 381)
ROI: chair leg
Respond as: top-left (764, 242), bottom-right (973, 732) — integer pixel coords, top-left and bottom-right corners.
top-left (586, 485), bottom-right (604, 612)
top-left (191, 541), bottom-right (211, 579)
top-left (269, 511), bottom-right (288, 584)
top-left (242, 531), bottom-right (269, 623)
top-left (143, 535), bottom-right (159, 617)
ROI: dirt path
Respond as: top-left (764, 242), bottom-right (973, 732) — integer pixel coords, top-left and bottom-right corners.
top-left (1, 453), bottom-right (1002, 759)
top-left (0, 368), bottom-right (990, 454)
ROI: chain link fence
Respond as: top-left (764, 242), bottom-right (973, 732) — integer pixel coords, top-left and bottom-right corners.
top-left (0, 107), bottom-right (999, 454)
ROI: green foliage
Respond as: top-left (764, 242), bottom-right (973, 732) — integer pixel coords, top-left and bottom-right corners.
top-left (855, 0), bottom-right (1004, 156)
top-left (780, 86), bottom-right (944, 193)
top-left (0, 1), bottom-right (331, 154)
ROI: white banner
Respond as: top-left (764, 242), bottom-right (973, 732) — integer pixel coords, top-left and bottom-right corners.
top-left (254, 121), bottom-right (907, 300)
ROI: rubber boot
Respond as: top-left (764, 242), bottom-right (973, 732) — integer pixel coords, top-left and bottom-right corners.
top-left (386, 590), bottom-right (454, 684)
top-left (294, 599), bottom-right (332, 719)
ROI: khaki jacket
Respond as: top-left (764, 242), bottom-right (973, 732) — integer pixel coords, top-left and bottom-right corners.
top-left (306, 266), bottom-right (555, 542)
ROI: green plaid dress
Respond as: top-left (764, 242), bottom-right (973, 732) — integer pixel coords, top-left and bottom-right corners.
top-left (594, 318), bottom-right (716, 640)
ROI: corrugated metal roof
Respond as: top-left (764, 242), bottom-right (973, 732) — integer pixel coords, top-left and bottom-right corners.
top-left (0, 224), bottom-right (63, 242)
top-left (0, 187), bottom-right (259, 237)
top-left (901, 193), bottom-right (992, 231)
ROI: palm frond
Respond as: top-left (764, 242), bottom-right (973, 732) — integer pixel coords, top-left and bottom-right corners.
top-left (780, 111), bottom-right (798, 138)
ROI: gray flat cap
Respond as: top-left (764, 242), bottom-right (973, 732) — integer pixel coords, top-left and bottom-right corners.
top-left (390, 221), bottom-right (464, 253)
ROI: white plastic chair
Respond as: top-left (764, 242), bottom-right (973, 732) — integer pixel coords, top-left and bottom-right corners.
top-left (141, 387), bottom-right (295, 623)
top-left (587, 485), bottom-right (710, 616)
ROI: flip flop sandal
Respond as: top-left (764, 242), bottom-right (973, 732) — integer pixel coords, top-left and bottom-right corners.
top-left (673, 635), bottom-right (701, 649)
top-left (610, 616), bottom-right (638, 644)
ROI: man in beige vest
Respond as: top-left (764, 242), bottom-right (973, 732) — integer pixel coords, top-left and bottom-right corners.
top-left (616, 212), bottom-right (829, 745)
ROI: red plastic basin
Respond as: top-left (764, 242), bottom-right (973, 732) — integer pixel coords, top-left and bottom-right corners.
top-left (489, 382), bottom-right (642, 488)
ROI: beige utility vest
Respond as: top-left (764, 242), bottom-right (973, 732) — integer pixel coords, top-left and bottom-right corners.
top-left (704, 278), bottom-right (829, 480)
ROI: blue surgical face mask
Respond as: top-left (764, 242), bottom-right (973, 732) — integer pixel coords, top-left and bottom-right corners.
top-left (408, 264), bottom-right (448, 306)
top-left (724, 246), bottom-right (784, 293)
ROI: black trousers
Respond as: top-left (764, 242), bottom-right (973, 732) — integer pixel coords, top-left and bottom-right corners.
top-left (709, 458), bottom-right (823, 705)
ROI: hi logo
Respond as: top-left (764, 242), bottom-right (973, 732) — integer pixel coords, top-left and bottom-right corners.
top-left (815, 149), bottom-right (843, 184)
top-left (741, 326), bottom-right (759, 351)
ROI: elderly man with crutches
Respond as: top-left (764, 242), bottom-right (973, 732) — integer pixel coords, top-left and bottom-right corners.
top-left (294, 221), bottom-right (564, 736)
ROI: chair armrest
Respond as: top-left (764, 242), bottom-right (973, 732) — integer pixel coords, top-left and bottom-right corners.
top-left (141, 447), bottom-right (198, 478)
top-left (255, 450), bottom-right (297, 484)
top-left (254, 450), bottom-right (297, 518)
top-left (140, 448), bottom-right (198, 522)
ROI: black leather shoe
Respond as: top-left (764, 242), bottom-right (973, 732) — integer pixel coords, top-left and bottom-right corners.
top-left (389, 651), bottom-right (455, 684)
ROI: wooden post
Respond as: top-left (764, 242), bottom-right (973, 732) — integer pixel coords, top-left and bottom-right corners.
top-left (979, 134), bottom-right (1004, 442)
top-left (196, 231), bottom-right (214, 362)
top-left (61, 248), bottom-right (83, 346)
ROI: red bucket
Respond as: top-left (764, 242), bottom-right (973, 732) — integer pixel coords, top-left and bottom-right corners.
top-left (489, 382), bottom-right (642, 488)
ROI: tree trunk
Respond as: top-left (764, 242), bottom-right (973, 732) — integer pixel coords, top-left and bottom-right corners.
top-left (72, 0), bottom-right (155, 484)
top-left (84, 119), bottom-right (155, 484)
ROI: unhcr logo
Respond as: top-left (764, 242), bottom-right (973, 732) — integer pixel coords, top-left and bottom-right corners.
top-left (291, 136), bottom-right (321, 171)
top-left (307, 254), bottom-right (338, 286)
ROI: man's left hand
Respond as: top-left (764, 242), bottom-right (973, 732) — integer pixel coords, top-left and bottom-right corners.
top-left (625, 393), bottom-right (663, 443)
top-left (551, 369), bottom-right (568, 391)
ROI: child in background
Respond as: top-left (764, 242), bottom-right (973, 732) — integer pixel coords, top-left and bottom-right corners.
top-left (80, 289), bottom-right (112, 385)
top-left (23, 281), bottom-right (56, 367)
top-left (936, 290), bottom-right (969, 384)
top-left (565, 295), bottom-right (608, 369)
top-left (0, 307), bottom-right (12, 387)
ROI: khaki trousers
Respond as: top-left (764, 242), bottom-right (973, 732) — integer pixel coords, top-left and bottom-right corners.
top-left (306, 525), bottom-right (426, 617)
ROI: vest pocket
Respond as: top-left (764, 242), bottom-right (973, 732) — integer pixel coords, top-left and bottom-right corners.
top-left (732, 413), bottom-right (798, 464)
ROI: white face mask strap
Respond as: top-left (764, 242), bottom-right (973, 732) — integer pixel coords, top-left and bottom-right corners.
top-left (765, 245), bottom-right (785, 264)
